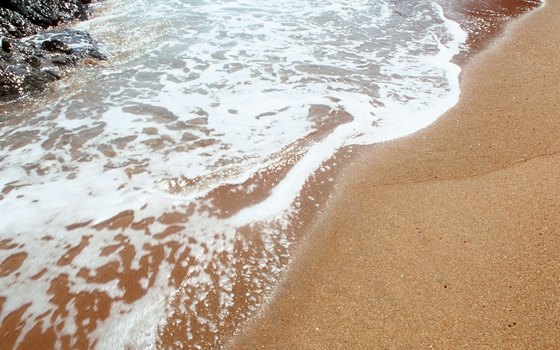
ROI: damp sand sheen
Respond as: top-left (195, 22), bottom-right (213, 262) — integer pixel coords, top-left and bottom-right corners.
top-left (0, 0), bottom-right (543, 349)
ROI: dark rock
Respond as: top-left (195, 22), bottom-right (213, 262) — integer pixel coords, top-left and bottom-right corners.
top-left (41, 39), bottom-right (72, 54)
top-left (0, 61), bottom-right (59, 102)
top-left (0, 1), bottom-right (104, 103)
top-left (0, 28), bottom-right (105, 101)
top-left (19, 65), bottom-right (59, 92)
top-left (0, 68), bottom-right (20, 98)
top-left (0, 8), bottom-right (42, 38)
top-left (1, 0), bottom-right (88, 28)
top-left (24, 55), bottom-right (41, 68)
top-left (43, 69), bottom-right (61, 79)
top-left (2, 39), bottom-right (12, 53)
top-left (50, 54), bottom-right (75, 66)
top-left (1, 38), bottom-right (44, 61)
top-left (31, 29), bottom-right (107, 60)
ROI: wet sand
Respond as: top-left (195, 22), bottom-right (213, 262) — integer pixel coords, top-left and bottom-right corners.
top-left (231, 1), bottom-right (560, 349)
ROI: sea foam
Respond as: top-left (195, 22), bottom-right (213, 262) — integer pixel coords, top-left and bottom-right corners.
top-left (0, 0), bottom-right (466, 348)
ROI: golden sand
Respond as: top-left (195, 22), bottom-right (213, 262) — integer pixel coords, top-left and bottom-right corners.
top-left (231, 1), bottom-right (560, 348)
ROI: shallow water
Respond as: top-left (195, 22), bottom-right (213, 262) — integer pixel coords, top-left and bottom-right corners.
top-left (0, 0), bottom-right (540, 348)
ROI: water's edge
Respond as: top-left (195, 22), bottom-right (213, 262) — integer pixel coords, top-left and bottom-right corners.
top-left (226, 0), bottom-right (545, 347)
top-left (0, 1), bottom-right (543, 349)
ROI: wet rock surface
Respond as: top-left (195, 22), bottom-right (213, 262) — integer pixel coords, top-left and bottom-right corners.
top-left (0, 1), bottom-right (104, 103)
top-left (2, 0), bottom-right (87, 30)
top-left (0, 7), bottom-right (42, 39)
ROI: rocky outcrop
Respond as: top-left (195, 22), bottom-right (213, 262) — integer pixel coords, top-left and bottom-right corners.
top-left (2, 0), bottom-right (87, 27)
top-left (0, 8), bottom-right (42, 38)
top-left (0, 1), bottom-right (104, 103)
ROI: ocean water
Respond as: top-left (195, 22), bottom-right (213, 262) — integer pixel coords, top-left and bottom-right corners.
top-left (0, 0), bottom-right (539, 348)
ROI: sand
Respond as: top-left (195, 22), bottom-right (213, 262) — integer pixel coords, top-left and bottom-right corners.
top-left (230, 1), bottom-right (560, 349)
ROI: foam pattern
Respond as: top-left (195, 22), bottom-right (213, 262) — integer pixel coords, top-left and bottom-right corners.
top-left (0, 0), bottom-right (466, 348)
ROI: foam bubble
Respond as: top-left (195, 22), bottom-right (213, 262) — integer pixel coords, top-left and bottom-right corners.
top-left (0, 0), bottom-right (468, 348)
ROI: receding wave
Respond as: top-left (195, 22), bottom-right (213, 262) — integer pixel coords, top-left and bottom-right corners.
top-left (0, 0), bottom-right (469, 348)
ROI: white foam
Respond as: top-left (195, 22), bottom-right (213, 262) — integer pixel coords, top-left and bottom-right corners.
top-left (92, 263), bottom-right (172, 350)
top-left (0, 0), bottom-right (469, 348)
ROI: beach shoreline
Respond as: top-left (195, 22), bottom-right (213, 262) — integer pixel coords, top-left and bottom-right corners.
top-left (230, 0), bottom-right (560, 348)
top-left (0, 1), bottom-right (554, 348)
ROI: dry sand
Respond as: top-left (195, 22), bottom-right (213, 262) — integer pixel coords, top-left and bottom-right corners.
top-left (231, 1), bottom-right (560, 348)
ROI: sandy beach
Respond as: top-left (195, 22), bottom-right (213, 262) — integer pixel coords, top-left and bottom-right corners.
top-left (231, 1), bottom-right (560, 348)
